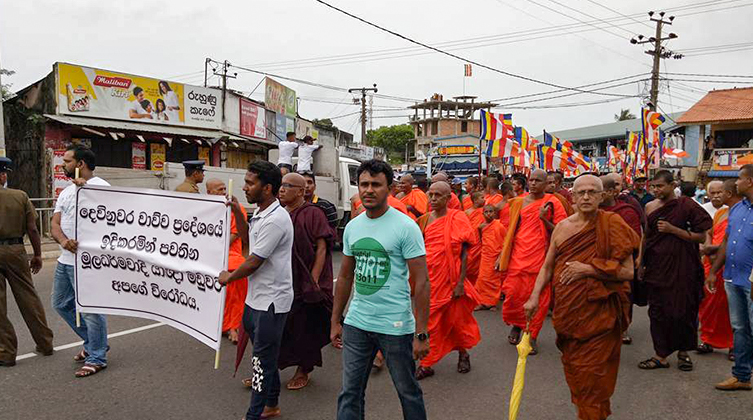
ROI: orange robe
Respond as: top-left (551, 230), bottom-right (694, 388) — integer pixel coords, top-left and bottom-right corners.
top-left (223, 206), bottom-right (249, 332)
top-left (485, 193), bottom-right (504, 207)
top-left (462, 195), bottom-right (473, 211)
top-left (554, 192), bottom-right (574, 216)
top-left (449, 193), bottom-right (462, 210)
top-left (464, 209), bottom-right (484, 285)
top-left (700, 208), bottom-right (733, 349)
top-left (418, 210), bottom-right (482, 367)
top-left (499, 194), bottom-right (567, 338)
top-left (553, 211), bottom-right (639, 420)
top-left (400, 188), bottom-right (428, 221)
top-left (498, 203), bottom-right (511, 229)
top-left (475, 220), bottom-right (506, 306)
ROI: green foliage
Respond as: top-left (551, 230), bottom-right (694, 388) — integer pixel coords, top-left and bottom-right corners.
top-left (312, 118), bottom-right (335, 128)
top-left (365, 124), bottom-right (414, 164)
top-left (614, 108), bottom-right (636, 121)
top-left (1, 68), bottom-right (15, 100)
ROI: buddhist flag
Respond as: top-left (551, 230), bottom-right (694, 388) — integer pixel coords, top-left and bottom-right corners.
top-left (487, 135), bottom-right (523, 159)
top-left (543, 131), bottom-right (573, 153)
top-left (464, 64), bottom-right (472, 77)
top-left (642, 108), bottom-right (665, 149)
top-left (480, 110), bottom-right (513, 141)
top-left (663, 148), bottom-right (689, 158)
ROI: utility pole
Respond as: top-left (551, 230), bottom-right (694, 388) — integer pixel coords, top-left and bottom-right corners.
top-left (0, 58), bottom-right (6, 157)
top-left (630, 11), bottom-right (682, 111)
top-left (213, 60), bottom-right (236, 124)
top-left (348, 84), bottom-right (377, 145)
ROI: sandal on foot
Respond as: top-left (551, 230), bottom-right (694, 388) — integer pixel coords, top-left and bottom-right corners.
top-left (415, 366), bottom-right (434, 380)
top-left (260, 406), bottom-right (281, 419)
top-left (286, 375), bottom-right (309, 390)
top-left (75, 363), bottom-right (107, 378)
top-left (696, 343), bottom-right (713, 354)
top-left (678, 354), bottom-right (693, 371)
top-left (622, 334), bottom-right (632, 345)
top-left (73, 349), bottom-right (88, 363)
top-left (457, 353), bottom-right (471, 374)
top-left (372, 355), bottom-right (384, 371)
top-left (638, 357), bottom-right (669, 370)
top-left (728, 349), bottom-right (736, 362)
top-left (242, 377), bottom-right (254, 388)
top-left (508, 327), bottom-right (522, 345)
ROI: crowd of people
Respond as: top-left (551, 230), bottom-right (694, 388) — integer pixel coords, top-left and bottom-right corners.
top-left (2, 144), bottom-right (753, 420)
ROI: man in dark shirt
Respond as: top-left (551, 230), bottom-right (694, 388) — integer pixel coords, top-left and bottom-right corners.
top-left (301, 172), bottom-right (339, 229)
top-left (630, 176), bottom-right (654, 208)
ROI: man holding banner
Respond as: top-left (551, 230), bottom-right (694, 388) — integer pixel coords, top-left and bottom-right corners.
top-left (51, 145), bottom-right (111, 378)
top-left (219, 161), bottom-right (293, 420)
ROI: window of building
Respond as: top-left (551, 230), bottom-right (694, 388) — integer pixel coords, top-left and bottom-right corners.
top-left (431, 121), bottom-right (438, 135)
top-left (461, 121), bottom-right (468, 133)
top-left (89, 137), bottom-right (132, 168)
top-left (348, 164), bottom-right (359, 186)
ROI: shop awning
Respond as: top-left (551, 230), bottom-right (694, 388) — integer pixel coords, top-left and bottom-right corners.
top-left (707, 170), bottom-right (739, 178)
top-left (43, 114), bottom-right (277, 147)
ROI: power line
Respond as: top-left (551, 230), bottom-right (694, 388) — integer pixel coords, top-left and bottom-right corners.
top-left (542, 0), bottom-right (637, 37)
top-left (663, 72), bottom-right (753, 78)
top-left (664, 78), bottom-right (753, 84)
top-left (497, 78), bottom-right (649, 107)
top-left (580, 0), bottom-right (654, 29)
top-left (312, 0), bottom-right (635, 98)
top-left (489, 73), bottom-right (648, 102)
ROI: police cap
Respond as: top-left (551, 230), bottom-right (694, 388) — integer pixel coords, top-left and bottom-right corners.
top-left (0, 157), bottom-right (12, 172)
top-left (182, 160), bottom-right (206, 171)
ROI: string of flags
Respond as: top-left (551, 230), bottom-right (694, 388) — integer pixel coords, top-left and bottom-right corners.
top-left (479, 108), bottom-right (688, 177)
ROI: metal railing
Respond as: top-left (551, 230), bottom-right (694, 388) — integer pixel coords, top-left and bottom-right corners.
top-left (29, 198), bottom-right (57, 239)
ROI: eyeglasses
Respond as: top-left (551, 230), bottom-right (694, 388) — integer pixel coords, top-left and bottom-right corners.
top-left (573, 189), bottom-right (602, 198)
top-left (281, 183), bottom-right (304, 189)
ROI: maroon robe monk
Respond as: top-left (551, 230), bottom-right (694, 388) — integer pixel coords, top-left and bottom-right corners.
top-left (525, 175), bottom-right (639, 420)
top-left (640, 171), bottom-right (712, 370)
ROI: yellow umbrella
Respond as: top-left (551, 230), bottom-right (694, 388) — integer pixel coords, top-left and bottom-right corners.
top-left (509, 327), bottom-right (533, 420)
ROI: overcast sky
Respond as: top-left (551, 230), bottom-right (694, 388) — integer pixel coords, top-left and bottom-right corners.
top-left (2, 0), bottom-right (752, 141)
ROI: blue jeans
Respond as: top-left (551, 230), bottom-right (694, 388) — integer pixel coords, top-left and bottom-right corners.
top-left (725, 281), bottom-right (753, 383)
top-left (51, 263), bottom-right (108, 365)
top-left (243, 303), bottom-right (288, 420)
top-left (337, 324), bottom-right (426, 420)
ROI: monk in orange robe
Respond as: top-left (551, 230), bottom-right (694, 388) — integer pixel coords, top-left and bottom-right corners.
top-left (524, 175), bottom-right (639, 420)
top-left (698, 179), bottom-right (739, 354)
top-left (498, 169), bottom-right (567, 352)
top-left (462, 176), bottom-right (480, 210)
top-left (463, 192), bottom-right (484, 286)
top-left (399, 174), bottom-right (429, 221)
top-left (475, 205), bottom-right (506, 310)
top-left (430, 172), bottom-right (461, 210)
top-left (484, 177), bottom-right (505, 207)
top-left (207, 179), bottom-right (248, 343)
top-left (350, 191), bottom-right (408, 219)
top-left (497, 181), bottom-right (515, 228)
top-left (415, 181), bottom-right (482, 380)
top-left (547, 173), bottom-right (575, 216)
top-left (465, 191), bottom-right (485, 220)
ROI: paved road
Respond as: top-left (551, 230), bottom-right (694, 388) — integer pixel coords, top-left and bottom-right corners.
top-left (2, 254), bottom-right (750, 420)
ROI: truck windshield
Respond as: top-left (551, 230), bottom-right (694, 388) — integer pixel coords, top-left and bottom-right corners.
top-left (430, 155), bottom-right (480, 176)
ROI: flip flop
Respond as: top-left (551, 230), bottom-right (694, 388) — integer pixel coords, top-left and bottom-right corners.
top-left (75, 363), bottom-right (107, 378)
top-left (457, 353), bottom-right (471, 374)
top-left (415, 366), bottom-right (434, 380)
top-left (286, 375), bottom-right (310, 390)
top-left (508, 327), bottom-right (521, 345)
top-left (638, 357), bottom-right (670, 370)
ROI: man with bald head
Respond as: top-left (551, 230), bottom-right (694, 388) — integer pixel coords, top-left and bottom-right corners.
top-left (400, 174), bottom-right (429, 221)
top-left (550, 171), bottom-right (572, 204)
top-left (415, 181), bottom-right (481, 379)
top-left (277, 172), bottom-right (336, 391)
top-left (697, 179), bottom-right (739, 356)
top-left (462, 176), bottom-right (479, 210)
top-left (524, 175), bottom-right (639, 420)
top-left (547, 172), bottom-right (574, 216)
top-left (207, 179), bottom-right (248, 344)
top-left (607, 172), bottom-right (646, 235)
top-left (498, 169), bottom-right (568, 352)
top-left (431, 172), bottom-right (462, 210)
top-left (702, 180), bottom-right (726, 218)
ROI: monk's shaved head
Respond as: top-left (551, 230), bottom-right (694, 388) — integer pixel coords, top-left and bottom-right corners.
top-left (528, 169), bottom-right (548, 196)
top-left (401, 174), bottom-right (414, 184)
top-left (282, 172), bottom-right (306, 187)
top-left (574, 174), bottom-right (603, 192)
top-left (429, 181), bottom-right (451, 196)
top-left (531, 169), bottom-right (547, 181)
top-left (399, 173), bottom-right (415, 193)
top-left (205, 178), bottom-right (226, 195)
top-left (432, 172), bottom-right (449, 183)
top-left (723, 179), bottom-right (738, 195)
top-left (599, 175), bottom-right (616, 191)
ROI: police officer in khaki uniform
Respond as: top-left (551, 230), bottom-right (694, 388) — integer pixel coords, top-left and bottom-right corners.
top-left (0, 157), bottom-right (54, 367)
top-left (175, 160), bottom-right (205, 193)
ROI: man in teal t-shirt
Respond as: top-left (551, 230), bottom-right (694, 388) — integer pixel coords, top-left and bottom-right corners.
top-left (332, 160), bottom-right (430, 420)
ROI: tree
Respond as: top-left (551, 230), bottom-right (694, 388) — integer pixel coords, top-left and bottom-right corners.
top-left (1, 68), bottom-right (15, 100)
top-left (614, 108), bottom-right (636, 121)
top-left (365, 124), bottom-right (414, 164)
top-left (312, 118), bottom-right (335, 128)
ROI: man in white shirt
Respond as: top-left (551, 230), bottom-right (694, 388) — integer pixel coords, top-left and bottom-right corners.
top-left (127, 87), bottom-right (153, 119)
top-left (219, 160), bottom-right (293, 420)
top-left (702, 180), bottom-right (726, 218)
top-left (51, 145), bottom-right (111, 378)
top-left (277, 132), bottom-right (299, 175)
top-left (297, 135), bottom-right (322, 173)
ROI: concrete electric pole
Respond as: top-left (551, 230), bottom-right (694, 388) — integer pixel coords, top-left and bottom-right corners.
top-left (630, 11), bottom-right (682, 111)
top-left (348, 84), bottom-right (377, 145)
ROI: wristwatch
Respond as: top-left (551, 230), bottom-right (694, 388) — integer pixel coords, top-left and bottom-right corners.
top-left (415, 332), bottom-right (429, 341)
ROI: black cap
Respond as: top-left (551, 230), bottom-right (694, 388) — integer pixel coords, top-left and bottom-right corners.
top-left (0, 157), bottom-right (12, 172)
top-left (634, 176), bottom-right (648, 182)
top-left (182, 160), bottom-right (206, 170)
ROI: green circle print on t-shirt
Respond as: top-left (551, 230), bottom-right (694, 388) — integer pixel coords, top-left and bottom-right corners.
top-left (352, 237), bottom-right (392, 296)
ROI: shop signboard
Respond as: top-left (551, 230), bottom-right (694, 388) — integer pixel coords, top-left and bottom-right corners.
top-left (132, 142), bottom-right (146, 169)
top-left (56, 62), bottom-right (221, 129)
top-left (150, 143), bottom-right (166, 171)
top-left (712, 148), bottom-right (753, 171)
top-left (264, 77), bottom-right (296, 118)
top-left (239, 98), bottom-right (266, 139)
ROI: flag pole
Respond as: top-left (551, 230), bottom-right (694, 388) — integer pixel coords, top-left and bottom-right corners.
top-left (74, 167), bottom-right (81, 329)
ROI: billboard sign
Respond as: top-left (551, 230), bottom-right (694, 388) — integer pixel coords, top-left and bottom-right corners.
top-left (56, 62), bottom-right (221, 129)
top-left (239, 98), bottom-right (267, 139)
top-left (264, 77), bottom-right (296, 119)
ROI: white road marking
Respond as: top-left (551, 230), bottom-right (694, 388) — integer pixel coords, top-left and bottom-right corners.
top-left (16, 322), bottom-right (165, 361)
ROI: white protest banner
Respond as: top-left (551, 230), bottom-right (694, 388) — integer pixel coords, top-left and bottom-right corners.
top-left (74, 185), bottom-right (230, 350)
